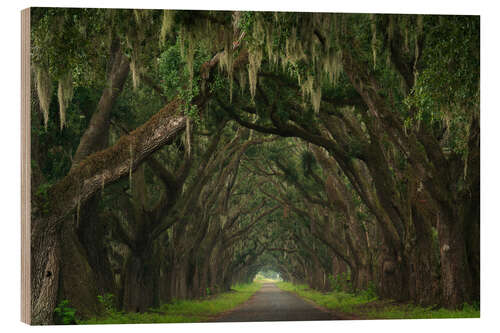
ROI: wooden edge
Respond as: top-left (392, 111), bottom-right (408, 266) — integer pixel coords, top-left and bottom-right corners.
top-left (21, 7), bottom-right (31, 325)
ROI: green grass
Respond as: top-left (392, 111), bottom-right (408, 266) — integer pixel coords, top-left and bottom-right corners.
top-left (276, 282), bottom-right (479, 319)
top-left (363, 302), bottom-right (480, 319)
top-left (276, 282), bottom-right (376, 313)
top-left (78, 282), bottom-right (262, 325)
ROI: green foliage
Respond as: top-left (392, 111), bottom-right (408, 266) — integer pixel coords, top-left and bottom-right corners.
top-left (256, 269), bottom-right (280, 280)
top-left (356, 282), bottom-right (377, 300)
top-left (158, 38), bottom-right (210, 122)
top-left (78, 283), bottom-right (261, 325)
top-left (300, 151), bottom-right (317, 176)
top-left (364, 302), bottom-right (479, 319)
top-left (238, 11), bottom-right (254, 34)
top-left (404, 16), bottom-right (479, 155)
top-left (328, 272), bottom-right (352, 292)
top-left (32, 84), bottom-right (101, 183)
top-left (346, 138), bottom-right (363, 159)
top-left (97, 293), bottom-right (117, 315)
top-left (31, 10), bottom-right (479, 320)
top-left (54, 300), bottom-right (77, 325)
top-left (276, 282), bottom-right (375, 313)
top-left (276, 282), bottom-right (479, 319)
top-left (34, 182), bottom-right (52, 215)
top-left (179, 86), bottom-right (200, 122)
top-left (158, 43), bottom-right (185, 98)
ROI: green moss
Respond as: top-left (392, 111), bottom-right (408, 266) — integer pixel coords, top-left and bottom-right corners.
top-left (42, 98), bottom-right (183, 218)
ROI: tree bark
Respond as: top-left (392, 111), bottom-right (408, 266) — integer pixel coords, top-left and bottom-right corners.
top-left (30, 102), bottom-right (185, 324)
top-left (71, 44), bottom-right (130, 167)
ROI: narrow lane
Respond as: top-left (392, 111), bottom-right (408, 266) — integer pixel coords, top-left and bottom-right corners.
top-left (214, 283), bottom-right (338, 322)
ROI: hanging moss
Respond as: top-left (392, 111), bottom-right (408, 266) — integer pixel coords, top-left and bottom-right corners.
top-left (265, 28), bottom-right (276, 66)
top-left (238, 69), bottom-right (247, 95)
top-left (370, 14), bottom-right (377, 70)
top-left (218, 32), bottom-right (235, 101)
top-left (186, 117), bottom-right (192, 157)
top-left (130, 59), bottom-right (140, 90)
top-left (126, 10), bottom-right (155, 91)
top-left (402, 15), bottom-right (410, 54)
top-left (57, 71), bottom-right (73, 130)
top-left (388, 15), bottom-right (395, 42)
top-left (416, 15), bottom-right (423, 36)
top-left (413, 15), bottom-right (424, 82)
top-left (160, 10), bottom-right (175, 45)
top-left (248, 47), bottom-right (263, 102)
top-left (126, 24), bottom-right (141, 91)
top-left (323, 49), bottom-right (343, 87)
top-left (247, 17), bottom-right (266, 101)
top-left (129, 142), bottom-right (134, 193)
top-left (186, 35), bottom-right (195, 91)
top-left (299, 74), bottom-right (322, 114)
top-left (34, 65), bottom-right (52, 129)
top-left (176, 15), bottom-right (222, 93)
top-left (310, 81), bottom-right (322, 114)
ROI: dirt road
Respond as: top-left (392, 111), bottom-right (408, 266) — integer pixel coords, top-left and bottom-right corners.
top-left (214, 283), bottom-right (339, 322)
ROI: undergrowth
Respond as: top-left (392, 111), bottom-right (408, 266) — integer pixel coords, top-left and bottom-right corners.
top-left (78, 282), bottom-right (261, 325)
top-left (276, 282), bottom-right (479, 319)
top-left (276, 281), bottom-right (376, 313)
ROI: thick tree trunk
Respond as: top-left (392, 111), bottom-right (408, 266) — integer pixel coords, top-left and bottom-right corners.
top-left (30, 223), bottom-right (60, 325)
top-left (463, 116), bottom-right (480, 303)
top-left (176, 262), bottom-right (188, 300)
top-left (30, 109), bottom-right (185, 324)
top-left (379, 244), bottom-right (409, 302)
top-left (200, 258), bottom-right (211, 297)
top-left (30, 44), bottom-right (249, 323)
top-left (122, 249), bottom-right (159, 312)
top-left (71, 44), bottom-right (130, 168)
top-left (435, 117), bottom-right (480, 308)
top-left (76, 196), bottom-right (117, 295)
top-left (160, 261), bottom-right (173, 303)
top-left (332, 255), bottom-right (348, 277)
top-left (353, 264), bottom-right (371, 291)
top-left (54, 43), bottom-right (130, 321)
top-left (437, 211), bottom-right (470, 308)
top-left (191, 261), bottom-right (201, 298)
top-left (464, 205), bottom-right (480, 303)
top-left (408, 206), bottom-right (439, 305)
top-left (58, 221), bottom-right (102, 319)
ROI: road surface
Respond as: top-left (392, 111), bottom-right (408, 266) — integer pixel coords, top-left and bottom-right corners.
top-left (214, 283), bottom-right (338, 322)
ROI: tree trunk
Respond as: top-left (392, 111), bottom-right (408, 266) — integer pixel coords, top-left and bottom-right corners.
top-left (379, 243), bottom-right (409, 301)
top-left (30, 222), bottom-right (60, 325)
top-left (437, 211), bottom-right (470, 308)
top-left (58, 221), bottom-right (102, 319)
top-left (71, 44), bottom-right (130, 168)
top-left (76, 196), bottom-right (117, 296)
top-left (176, 262), bottom-right (188, 300)
top-left (30, 46), bottom-right (248, 323)
top-left (122, 249), bottom-right (159, 312)
top-left (409, 206), bottom-right (439, 305)
top-left (53, 43), bottom-right (130, 322)
top-left (200, 258), bottom-right (211, 297)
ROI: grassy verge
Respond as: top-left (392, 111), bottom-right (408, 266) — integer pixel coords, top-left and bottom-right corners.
top-left (78, 282), bottom-right (262, 325)
top-left (276, 282), bottom-right (479, 319)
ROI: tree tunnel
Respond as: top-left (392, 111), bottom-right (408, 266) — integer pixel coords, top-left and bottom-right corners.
top-left (29, 8), bottom-right (479, 324)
